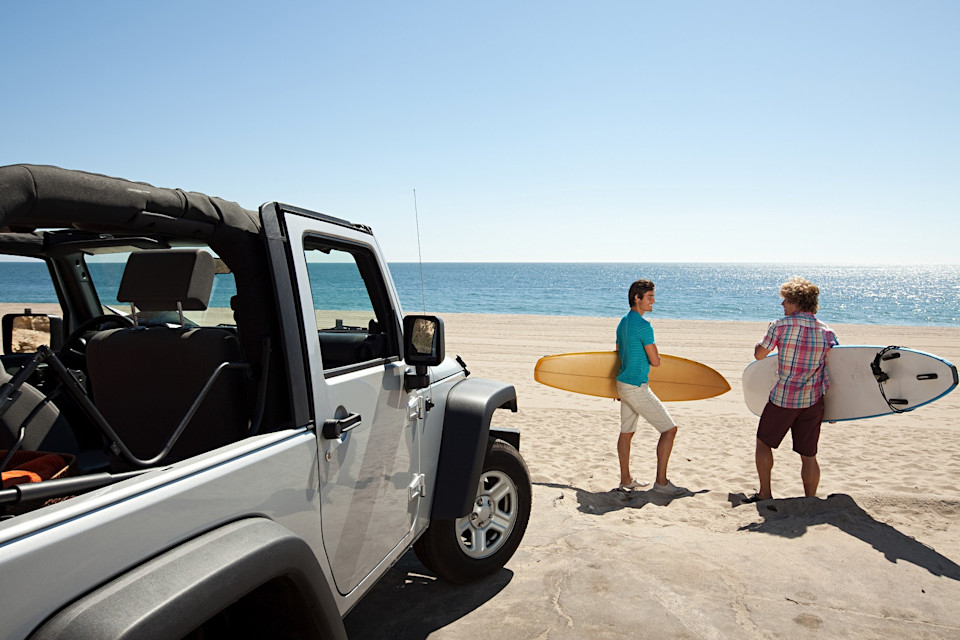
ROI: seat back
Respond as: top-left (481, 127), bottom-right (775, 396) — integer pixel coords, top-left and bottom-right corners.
top-left (85, 250), bottom-right (249, 468)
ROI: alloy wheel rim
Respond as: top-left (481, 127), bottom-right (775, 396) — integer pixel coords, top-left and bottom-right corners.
top-left (455, 469), bottom-right (518, 559)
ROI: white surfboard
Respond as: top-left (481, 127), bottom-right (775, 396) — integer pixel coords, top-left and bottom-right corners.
top-left (743, 345), bottom-right (958, 422)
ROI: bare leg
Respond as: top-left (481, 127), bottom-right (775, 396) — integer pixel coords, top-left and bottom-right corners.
top-left (655, 427), bottom-right (677, 486)
top-left (618, 432), bottom-right (634, 485)
top-left (801, 455), bottom-right (820, 497)
top-left (755, 438), bottom-right (774, 500)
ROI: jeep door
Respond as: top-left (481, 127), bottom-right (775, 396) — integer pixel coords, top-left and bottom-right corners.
top-left (279, 211), bottom-right (421, 595)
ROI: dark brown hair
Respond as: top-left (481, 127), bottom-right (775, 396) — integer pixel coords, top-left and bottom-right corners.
top-left (628, 279), bottom-right (655, 307)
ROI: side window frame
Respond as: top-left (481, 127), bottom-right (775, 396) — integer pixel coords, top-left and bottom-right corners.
top-left (302, 236), bottom-right (399, 376)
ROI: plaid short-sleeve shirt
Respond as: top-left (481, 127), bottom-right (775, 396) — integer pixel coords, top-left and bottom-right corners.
top-left (760, 312), bottom-right (839, 409)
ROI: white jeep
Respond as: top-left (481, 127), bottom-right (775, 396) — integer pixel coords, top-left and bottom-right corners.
top-left (0, 164), bottom-right (531, 639)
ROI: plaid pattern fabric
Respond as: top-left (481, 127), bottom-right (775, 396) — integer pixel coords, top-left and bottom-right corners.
top-left (760, 312), bottom-right (839, 409)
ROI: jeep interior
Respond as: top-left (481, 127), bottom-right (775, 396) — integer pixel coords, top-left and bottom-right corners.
top-left (0, 165), bottom-right (284, 515)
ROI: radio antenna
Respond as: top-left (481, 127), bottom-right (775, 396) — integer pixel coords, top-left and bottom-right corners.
top-left (413, 189), bottom-right (426, 313)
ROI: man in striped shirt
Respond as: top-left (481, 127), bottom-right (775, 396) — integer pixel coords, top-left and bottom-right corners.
top-left (615, 279), bottom-right (683, 495)
top-left (750, 277), bottom-right (838, 502)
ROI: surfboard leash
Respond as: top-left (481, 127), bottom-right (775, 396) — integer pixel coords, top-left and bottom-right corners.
top-left (871, 346), bottom-right (907, 413)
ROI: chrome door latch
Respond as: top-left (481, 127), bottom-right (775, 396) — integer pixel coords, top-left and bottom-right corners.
top-left (407, 395), bottom-right (425, 421)
top-left (408, 473), bottom-right (425, 501)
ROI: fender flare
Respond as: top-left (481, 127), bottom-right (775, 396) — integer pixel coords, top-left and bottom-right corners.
top-left (30, 518), bottom-right (346, 640)
top-left (431, 377), bottom-right (518, 520)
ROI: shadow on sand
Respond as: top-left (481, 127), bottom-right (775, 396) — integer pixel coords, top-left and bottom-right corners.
top-left (728, 492), bottom-right (960, 580)
top-left (343, 549), bottom-right (512, 639)
top-left (536, 481), bottom-right (709, 515)
top-left (540, 483), bottom-right (960, 581)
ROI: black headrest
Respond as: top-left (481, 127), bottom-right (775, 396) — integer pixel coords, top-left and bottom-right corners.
top-left (117, 249), bottom-right (215, 312)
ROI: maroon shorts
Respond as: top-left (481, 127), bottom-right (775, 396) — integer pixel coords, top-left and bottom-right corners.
top-left (756, 397), bottom-right (824, 457)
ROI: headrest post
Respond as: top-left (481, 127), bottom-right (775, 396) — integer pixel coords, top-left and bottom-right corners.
top-left (177, 301), bottom-right (184, 327)
top-left (129, 303), bottom-right (139, 327)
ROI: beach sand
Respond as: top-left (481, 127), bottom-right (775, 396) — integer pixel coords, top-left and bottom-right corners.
top-left (6, 303), bottom-right (960, 637)
top-left (345, 313), bottom-right (960, 639)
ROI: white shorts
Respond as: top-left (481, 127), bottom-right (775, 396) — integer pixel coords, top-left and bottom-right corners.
top-left (617, 380), bottom-right (677, 434)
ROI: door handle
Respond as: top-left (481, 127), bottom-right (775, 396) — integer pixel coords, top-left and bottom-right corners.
top-left (322, 412), bottom-right (361, 439)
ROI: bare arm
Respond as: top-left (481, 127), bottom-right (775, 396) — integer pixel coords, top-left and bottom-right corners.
top-left (754, 344), bottom-right (772, 361)
top-left (645, 343), bottom-right (661, 367)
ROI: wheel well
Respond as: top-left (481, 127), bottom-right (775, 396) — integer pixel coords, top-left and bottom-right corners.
top-left (489, 426), bottom-right (520, 451)
top-left (182, 576), bottom-right (320, 640)
top-left (30, 518), bottom-right (347, 640)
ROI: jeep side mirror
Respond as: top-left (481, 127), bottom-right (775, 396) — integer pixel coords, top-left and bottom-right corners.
top-left (403, 315), bottom-right (444, 391)
top-left (403, 315), bottom-right (444, 367)
top-left (2, 311), bottom-right (64, 355)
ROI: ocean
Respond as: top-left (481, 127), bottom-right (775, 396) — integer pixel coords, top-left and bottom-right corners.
top-left (1, 262), bottom-right (957, 327)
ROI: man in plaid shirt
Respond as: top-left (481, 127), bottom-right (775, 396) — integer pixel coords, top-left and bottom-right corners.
top-left (749, 277), bottom-right (838, 502)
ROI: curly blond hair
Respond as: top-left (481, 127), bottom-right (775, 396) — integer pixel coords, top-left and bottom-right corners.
top-left (780, 277), bottom-right (820, 313)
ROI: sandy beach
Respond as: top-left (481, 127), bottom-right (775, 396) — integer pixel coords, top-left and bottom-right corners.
top-left (5, 303), bottom-right (959, 637)
top-left (345, 313), bottom-right (960, 639)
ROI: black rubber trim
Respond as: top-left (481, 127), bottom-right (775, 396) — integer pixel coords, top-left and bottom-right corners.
top-left (432, 378), bottom-right (517, 519)
top-left (260, 203), bottom-right (312, 428)
top-left (30, 518), bottom-right (346, 640)
top-left (273, 202), bottom-right (371, 235)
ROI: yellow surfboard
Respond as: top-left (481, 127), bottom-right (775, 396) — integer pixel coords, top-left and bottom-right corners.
top-left (534, 351), bottom-right (730, 401)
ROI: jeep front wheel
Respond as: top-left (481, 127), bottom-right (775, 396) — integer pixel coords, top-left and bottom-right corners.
top-left (414, 438), bottom-right (531, 584)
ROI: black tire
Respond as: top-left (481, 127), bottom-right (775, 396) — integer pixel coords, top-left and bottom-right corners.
top-left (414, 438), bottom-right (531, 584)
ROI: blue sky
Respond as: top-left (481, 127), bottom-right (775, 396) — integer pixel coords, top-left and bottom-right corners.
top-left (2, 1), bottom-right (957, 263)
